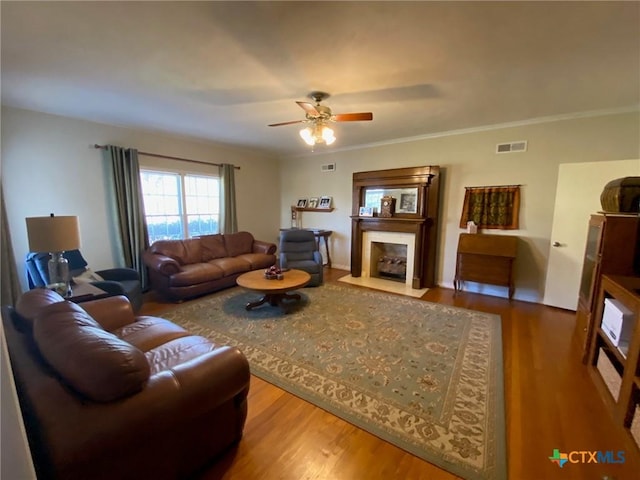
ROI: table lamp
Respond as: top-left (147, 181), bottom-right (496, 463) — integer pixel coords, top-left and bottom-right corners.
top-left (26, 214), bottom-right (81, 296)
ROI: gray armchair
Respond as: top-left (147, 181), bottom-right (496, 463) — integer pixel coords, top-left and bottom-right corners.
top-left (279, 229), bottom-right (323, 287)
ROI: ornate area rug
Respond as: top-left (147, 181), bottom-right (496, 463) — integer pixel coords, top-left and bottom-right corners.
top-left (163, 284), bottom-right (506, 480)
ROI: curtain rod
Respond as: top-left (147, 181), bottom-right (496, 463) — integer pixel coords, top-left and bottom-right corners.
top-left (465, 184), bottom-right (521, 190)
top-left (93, 144), bottom-right (240, 170)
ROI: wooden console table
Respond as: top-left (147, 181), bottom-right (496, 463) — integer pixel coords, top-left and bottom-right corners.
top-left (454, 233), bottom-right (518, 299)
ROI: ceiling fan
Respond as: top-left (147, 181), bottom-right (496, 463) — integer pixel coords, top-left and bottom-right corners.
top-left (268, 91), bottom-right (373, 146)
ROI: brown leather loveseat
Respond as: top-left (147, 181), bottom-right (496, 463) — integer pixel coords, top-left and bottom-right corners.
top-left (2, 288), bottom-right (250, 480)
top-left (143, 231), bottom-right (277, 301)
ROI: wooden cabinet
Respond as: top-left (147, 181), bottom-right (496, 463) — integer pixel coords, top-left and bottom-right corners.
top-left (454, 233), bottom-right (518, 299)
top-left (586, 275), bottom-right (640, 447)
top-left (577, 214), bottom-right (640, 358)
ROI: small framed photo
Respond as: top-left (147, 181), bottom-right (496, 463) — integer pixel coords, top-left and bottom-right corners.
top-left (296, 198), bottom-right (307, 208)
top-left (319, 196), bottom-right (332, 209)
top-left (359, 206), bottom-right (374, 217)
top-left (308, 197), bottom-right (319, 209)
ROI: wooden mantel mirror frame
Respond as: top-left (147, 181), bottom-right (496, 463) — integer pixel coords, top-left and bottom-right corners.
top-left (350, 166), bottom-right (440, 289)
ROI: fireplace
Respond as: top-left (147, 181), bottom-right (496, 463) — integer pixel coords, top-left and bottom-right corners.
top-left (373, 246), bottom-right (407, 282)
top-left (350, 166), bottom-right (440, 289)
top-left (363, 232), bottom-right (415, 286)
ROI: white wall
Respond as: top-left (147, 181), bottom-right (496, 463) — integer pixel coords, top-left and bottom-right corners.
top-left (278, 111), bottom-right (640, 303)
top-left (3, 107), bottom-right (639, 303)
top-left (1, 107), bottom-right (281, 292)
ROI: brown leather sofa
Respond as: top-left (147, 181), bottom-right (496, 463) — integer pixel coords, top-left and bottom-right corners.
top-left (143, 231), bottom-right (277, 301)
top-left (2, 288), bottom-right (250, 480)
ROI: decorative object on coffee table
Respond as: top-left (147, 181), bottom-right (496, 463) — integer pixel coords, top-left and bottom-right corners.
top-left (264, 265), bottom-right (284, 280)
top-left (236, 269), bottom-right (310, 311)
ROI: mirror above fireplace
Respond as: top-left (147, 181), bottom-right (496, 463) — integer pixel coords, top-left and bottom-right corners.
top-left (363, 187), bottom-right (419, 214)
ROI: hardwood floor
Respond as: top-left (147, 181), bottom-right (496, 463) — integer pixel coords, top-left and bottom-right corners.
top-left (141, 269), bottom-right (640, 480)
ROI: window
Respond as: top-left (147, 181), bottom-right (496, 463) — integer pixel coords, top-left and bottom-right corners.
top-left (140, 170), bottom-right (220, 243)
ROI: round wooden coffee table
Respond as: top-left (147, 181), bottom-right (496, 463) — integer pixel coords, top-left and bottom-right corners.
top-left (236, 269), bottom-right (311, 311)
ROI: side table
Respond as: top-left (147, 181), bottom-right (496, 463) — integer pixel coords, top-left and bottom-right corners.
top-left (67, 283), bottom-right (110, 303)
top-left (310, 229), bottom-right (332, 267)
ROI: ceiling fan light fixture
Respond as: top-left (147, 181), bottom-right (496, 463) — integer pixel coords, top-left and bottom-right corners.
top-left (322, 125), bottom-right (336, 145)
top-left (274, 92), bottom-right (371, 147)
top-left (299, 123), bottom-right (335, 146)
top-left (299, 126), bottom-right (315, 145)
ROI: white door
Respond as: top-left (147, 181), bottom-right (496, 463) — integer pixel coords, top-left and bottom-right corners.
top-left (543, 159), bottom-right (640, 310)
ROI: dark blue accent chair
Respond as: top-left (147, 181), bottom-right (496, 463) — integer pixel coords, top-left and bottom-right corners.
top-left (26, 250), bottom-right (143, 312)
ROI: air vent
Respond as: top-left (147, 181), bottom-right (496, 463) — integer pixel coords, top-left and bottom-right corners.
top-left (321, 163), bottom-right (336, 172)
top-left (496, 141), bottom-right (527, 154)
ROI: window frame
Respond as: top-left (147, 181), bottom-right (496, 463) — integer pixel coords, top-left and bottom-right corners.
top-left (140, 168), bottom-right (221, 242)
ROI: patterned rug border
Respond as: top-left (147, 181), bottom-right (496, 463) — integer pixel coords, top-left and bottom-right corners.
top-left (163, 284), bottom-right (507, 480)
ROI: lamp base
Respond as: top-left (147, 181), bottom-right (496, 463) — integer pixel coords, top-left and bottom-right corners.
top-left (47, 252), bottom-right (71, 297)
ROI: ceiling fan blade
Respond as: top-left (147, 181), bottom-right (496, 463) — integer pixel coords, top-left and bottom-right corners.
top-left (268, 120), bottom-right (304, 127)
top-left (296, 101), bottom-right (320, 116)
top-left (332, 112), bottom-right (373, 122)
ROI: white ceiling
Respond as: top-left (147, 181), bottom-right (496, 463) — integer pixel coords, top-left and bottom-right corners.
top-left (2, 1), bottom-right (639, 157)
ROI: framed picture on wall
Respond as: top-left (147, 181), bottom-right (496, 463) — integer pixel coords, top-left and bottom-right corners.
top-left (297, 198), bottom-right (308, 208)
top-left (319, 196), bottom-right (332, 209)
top-left (308, 197), bottom-right (319, 208)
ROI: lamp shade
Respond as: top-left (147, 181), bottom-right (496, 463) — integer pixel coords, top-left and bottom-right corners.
top-left (26, 215), bottom-right (81, 252)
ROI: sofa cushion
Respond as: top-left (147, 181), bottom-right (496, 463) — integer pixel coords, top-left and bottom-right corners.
top-left (169, 262), bottom-right (225, 287)
top-left (14, 288), bottom-right (65, 331)
top-left (114, 317), bottom-right (191, 352)
top-left (33, 301), bottom-right (150, 402)
top-left (150, 238), bottom-right (202, 265)
top-left (208, 257), bottom-right (252, 276)
top-left (236, 253), bottom-right (276, 270)
top-left (199, 234), bottom-right (228, 261)
top-left (145, 336), bottom-right (216, 375)
top-left (224, 231), bottom-right (255, 257)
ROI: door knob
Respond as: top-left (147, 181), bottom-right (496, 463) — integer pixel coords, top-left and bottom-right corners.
top-left (552, 241), bottom-right (562, 247)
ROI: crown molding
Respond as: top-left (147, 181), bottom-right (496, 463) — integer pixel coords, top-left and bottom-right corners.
top-left (286, 105), bottom-right (639, 159)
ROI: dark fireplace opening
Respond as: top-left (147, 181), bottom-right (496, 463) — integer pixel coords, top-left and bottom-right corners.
top-left (370, 242), bottom-right (407, 283)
